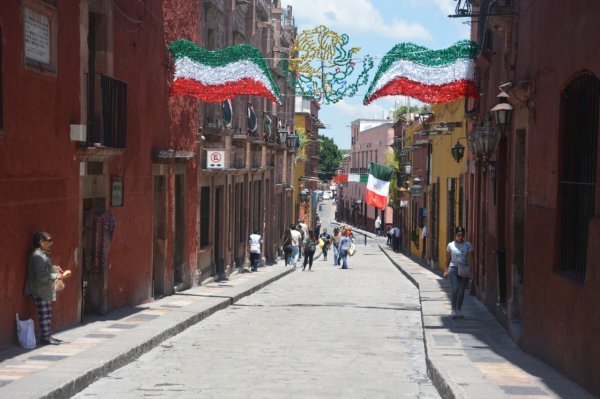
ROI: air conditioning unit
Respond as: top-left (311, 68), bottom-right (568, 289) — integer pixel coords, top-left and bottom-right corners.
top-left (70, 124), bottom-right (87, 141)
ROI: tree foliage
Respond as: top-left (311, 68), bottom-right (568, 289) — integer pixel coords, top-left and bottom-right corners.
top-left (317, 136), bottom-right (342, 181)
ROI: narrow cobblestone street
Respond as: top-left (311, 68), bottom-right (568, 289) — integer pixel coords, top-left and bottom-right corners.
top-left (72, 205), bottom-right (439, 398)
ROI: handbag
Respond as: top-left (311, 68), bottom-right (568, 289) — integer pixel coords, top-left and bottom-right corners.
top-left (348, 242), bottom-right (356, 256)
top-left (318, 238), bottom-right (325, 248)
top-left (16, 313), bottom-right (36, 349)
top-left (55, 279), bottom-right (65, 291)
top-left (457, 263), bottom-right (471, 278)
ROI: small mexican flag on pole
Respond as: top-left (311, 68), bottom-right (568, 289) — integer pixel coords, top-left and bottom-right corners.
top-left (365, 162), bottom-right (394, 210)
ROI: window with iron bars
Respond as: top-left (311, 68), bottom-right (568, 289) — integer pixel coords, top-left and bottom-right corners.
top-left (557, 72), bottom-right (599, 283)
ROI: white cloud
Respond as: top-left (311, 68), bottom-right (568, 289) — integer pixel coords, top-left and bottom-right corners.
top-left (328, 99), bottom-right (388, 121)
top-left (284, 0), bottom-right (432, 41)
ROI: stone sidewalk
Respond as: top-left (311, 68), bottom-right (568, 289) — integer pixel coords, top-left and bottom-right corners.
top-left (344, 223), bottom-right (594, 398)
top-left (0, 265), bottom-right (293, 399)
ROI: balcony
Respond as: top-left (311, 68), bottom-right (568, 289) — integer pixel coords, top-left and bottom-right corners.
top-left (86, 74), bottom-right (127, 148)
top-left (233, 8), bottom-right (246, 37)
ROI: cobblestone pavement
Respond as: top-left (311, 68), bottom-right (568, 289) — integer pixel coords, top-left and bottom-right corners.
top-left (73, 233), bottom-right (439, 398)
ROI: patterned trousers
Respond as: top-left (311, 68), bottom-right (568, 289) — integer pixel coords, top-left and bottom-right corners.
top-left (33, 296), bottom-right (52, 339)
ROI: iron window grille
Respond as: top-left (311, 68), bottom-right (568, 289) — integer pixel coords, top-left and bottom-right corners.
top-left (557, 72), bottom-right (599, 283)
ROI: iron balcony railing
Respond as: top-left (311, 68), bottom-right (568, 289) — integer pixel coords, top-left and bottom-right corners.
top-left (87, 74), bottom-right (127, 148)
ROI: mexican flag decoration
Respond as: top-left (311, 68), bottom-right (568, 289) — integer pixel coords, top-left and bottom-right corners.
top-left (365, 162), bottom-right (393, 210)
top-left (168, 39), bottom-right (282, 104)
top-left (223, 99), bottom-right (232, 128)
top-left (363, 40), bottom-right (479, 104)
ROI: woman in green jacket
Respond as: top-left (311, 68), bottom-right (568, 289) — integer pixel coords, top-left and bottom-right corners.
top-left (24, 232), bottom-right (64, 345)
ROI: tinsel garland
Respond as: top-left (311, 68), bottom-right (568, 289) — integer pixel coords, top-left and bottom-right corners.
top-left (367, 77), bottom-right (479, 105)
top-left (364, 40), bottom-right (478, 105)
top-left (168, 39), bottom-right (282, 104)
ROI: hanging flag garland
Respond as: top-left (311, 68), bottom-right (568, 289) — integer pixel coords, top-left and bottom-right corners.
top-left (364, 40), bottom-right (479, 105)
top-left (168, 39), bottom-right (282, 104)
top-left (284, 25), bottom-right (373, 104)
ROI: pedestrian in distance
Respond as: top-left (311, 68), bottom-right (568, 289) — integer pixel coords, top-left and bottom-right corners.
top-left (338, 228), bottom-right (352, 269)
top-left (314, 217), bottom-right (321, 239)
top-left (290, 224), bottom-right (302, 267)
top-left (375, 216), bottom-right (382, 236)
top-left (319, 228), bottom-right (332, 261)
top-left (247, 229), bottom-right (263, 272)
top-left (302, 229), bottom-right (317, 271)
top-left (386, 227), bottom-right (392, 246)
top-left (295, 224), bottom-right (305, 262)
top-left (24, 232), bottom-right (65, 345)
top-left (280, 228), bottom-right (294, 267)
top-left (392, 225), bottom-right (401, 252)
top-left (332, 227), bottom-right (341, 266)
top-left (445, 226), bottom-right (474, 319)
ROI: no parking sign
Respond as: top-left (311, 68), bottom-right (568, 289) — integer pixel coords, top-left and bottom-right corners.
top-left (207, 150), bottom-right (224, 169)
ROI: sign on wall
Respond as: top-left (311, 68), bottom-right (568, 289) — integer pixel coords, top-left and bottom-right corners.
top-left (207, 150), bottom-right (225, 169)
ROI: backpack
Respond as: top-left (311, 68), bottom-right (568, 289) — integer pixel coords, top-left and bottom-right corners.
top-left (305, 239), bottom-right (316, 252)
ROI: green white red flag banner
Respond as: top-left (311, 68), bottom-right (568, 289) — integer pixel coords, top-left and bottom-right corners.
top-left (364, 40), bottom-right (479, 104)
top-left (332, 174), bottom-right (368, 183)
top-left (168, 39), bottom-right (282, 104)
top-left (365, 162), bottom-right (393, 210)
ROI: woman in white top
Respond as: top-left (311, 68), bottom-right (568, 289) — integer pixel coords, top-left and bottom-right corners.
top-left (445, 226), bottom-right (474, 319)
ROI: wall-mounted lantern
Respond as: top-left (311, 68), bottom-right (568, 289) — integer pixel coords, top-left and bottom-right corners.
top-left (451, 141), bottom-right (465, 162)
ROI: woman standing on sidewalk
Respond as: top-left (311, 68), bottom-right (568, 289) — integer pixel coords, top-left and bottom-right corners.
top-left (338, 229), bottom-right (352, 269)
top-left (302, 229), bottom-right (317, 271)
top-left (445, 226), bottom-right (473, 319)
top-left (24, 232), bottom-right (65, 345)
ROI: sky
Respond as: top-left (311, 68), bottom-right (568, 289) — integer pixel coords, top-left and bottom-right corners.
top-left (281, 0), bottom-right (470, 149)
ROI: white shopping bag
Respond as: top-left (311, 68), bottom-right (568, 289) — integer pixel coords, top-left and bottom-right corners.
top-left (16, 313), bottom-right (36, 349)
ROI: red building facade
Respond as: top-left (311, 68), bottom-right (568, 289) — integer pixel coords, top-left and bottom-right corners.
top-left (464, 0), bottom-right (600, 394)
top-left (0, 0), bottom-right (200, 346)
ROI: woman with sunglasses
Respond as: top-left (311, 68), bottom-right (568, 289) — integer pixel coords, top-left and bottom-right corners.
top-left (24, 232), bottom-right (64, 345)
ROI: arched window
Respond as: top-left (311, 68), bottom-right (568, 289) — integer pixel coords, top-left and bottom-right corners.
top-left (557, 72), bottom-right (600, 282)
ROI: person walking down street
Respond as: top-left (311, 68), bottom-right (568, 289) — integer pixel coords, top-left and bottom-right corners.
top-left (24, 232), bottom-right (65, 345)
top-left (314, 218), bottom-right (321, 239)
top-left (319, 228), bottom-right (331, 261)
top-left (280, 228), bottom-right (294, 267)
top-left (386, 227), bottom-right (392, 246)
top-left (290, 224), bottom-right (302, 268)
top-left (332, 227), bottom-right (341, 266)
top-left (296, 224), bottom-right (305, 262)
top-left (393, 226), bottom-right (402, 252)
top-left (445, 226), bottom-right (474, 319)
top-left (338, 229), bottom-right (352, 269)
top-left (247, 229), bottom-right (263, 272)
top-left (302, 229), bottom-right (317, 271)
top-left (375, 216), bottom-right (382, 236)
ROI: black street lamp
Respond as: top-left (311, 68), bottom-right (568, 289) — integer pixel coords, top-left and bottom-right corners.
top-left (451, 141), bottom-right (465, 162)
top-left (467, 121), bottom-right (500, 167)
top-left (287, 132), bottom-right (298, 148)
top-left (490, 91), bottom-right (513, 129)
top-left (279, 129), bottom-right (288, 145)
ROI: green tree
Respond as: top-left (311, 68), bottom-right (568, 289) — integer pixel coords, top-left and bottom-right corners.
top-left (393, 105), bottom-right (421, 122)
top-left (317, 136), bottom-right (342, 181)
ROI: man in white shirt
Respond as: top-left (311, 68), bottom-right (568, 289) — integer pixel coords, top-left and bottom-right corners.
top-left (248, 229), bottom-right (263, 272)
top-left (375, 216), bottom-right (382, 236)
top-left (290, 224), bottom-right (302, 268)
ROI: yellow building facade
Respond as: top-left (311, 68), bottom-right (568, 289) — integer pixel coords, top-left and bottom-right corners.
top-left (401, 100), bottom-right (467, 269)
